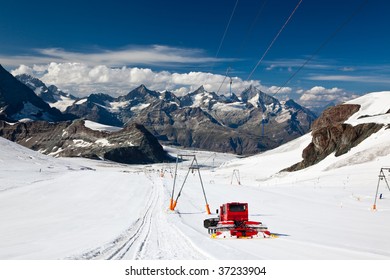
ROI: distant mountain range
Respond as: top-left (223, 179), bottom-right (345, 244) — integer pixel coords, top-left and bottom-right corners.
top-left (1, 64), bottom-right (317, 155)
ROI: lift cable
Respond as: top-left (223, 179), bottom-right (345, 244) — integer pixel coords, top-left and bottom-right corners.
top-left (216, 67), bottom-right (232, 95)
top-left (216, 1), bottom-right (269, 96)
top-left (246, 0), bottom-right (303, 81)
top-left (271, 0), bottom-right (368, 96)
top-left (235, 0), bottom-right (269, 55)
top-left (214, 0), bottom-right (239, 65)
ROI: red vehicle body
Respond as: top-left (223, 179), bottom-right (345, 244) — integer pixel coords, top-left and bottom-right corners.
top-left (204, 202), bottom-right (270, 239)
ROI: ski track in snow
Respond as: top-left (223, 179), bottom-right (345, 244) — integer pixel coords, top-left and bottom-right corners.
top-left (67, 171), bottom-right (207, 260)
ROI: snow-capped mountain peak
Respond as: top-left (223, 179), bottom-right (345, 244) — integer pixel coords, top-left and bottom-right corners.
top-left (10, 70), bottom-right (317, 155)
top-left (15, 73), bottom-right (77, 112)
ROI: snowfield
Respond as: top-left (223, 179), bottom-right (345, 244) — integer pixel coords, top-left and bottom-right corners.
top-left (1, 92), bottom-right (390, 260)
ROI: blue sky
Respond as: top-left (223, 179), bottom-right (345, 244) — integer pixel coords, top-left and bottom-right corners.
top-left (1, 0), bottom-right (389, 107)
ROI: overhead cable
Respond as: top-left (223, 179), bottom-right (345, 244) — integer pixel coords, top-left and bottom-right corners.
top-left (272, 0), bottom-right (369, 95)
top-left (214, 0), bottom-right (239, 62)
top-left (216, 67), bottom-right (232, 95)
top-left (246, 0), bottom-right (303, 81)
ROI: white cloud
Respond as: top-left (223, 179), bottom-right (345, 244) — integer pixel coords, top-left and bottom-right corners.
top-left (11, 63), bottom-right (264, 97)
top-left (266, 64), bottom-right (276, 71)
top-left (2, 45), bottom-right (234, 68)
top-left (267, 86), bottom-right (292, 95)
top-left (264, 58), bottom-right (332, 72)
top-left (10, 62), bottom-right (364, 110)
top-left (308, 75), bottom-right (390, 84)
top-left (339, 67), bottom-right (355, 72)
top-left (298, 86), bottom-right (359, 107)
top-left (11, 64), bottom-right (34, 76)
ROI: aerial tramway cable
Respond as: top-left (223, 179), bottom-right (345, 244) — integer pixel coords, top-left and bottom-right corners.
top-left (246, 0), bottom-right (304, 81)
top-left (271, 0), bottom-right (369, 96)
top-left (235, 0), bottom-right (269, 55)
top-left (216, 67), bottom-right (232, 95)
top-left (216, 0), bottom-right (269, 96)
top-left (213, 0), bottom-right (239, 67)
top-left (207, 0), bottom-right (238, 94)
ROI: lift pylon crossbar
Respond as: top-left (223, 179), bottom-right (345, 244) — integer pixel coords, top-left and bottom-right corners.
top-left (169, 154), bottom-right (211, 214)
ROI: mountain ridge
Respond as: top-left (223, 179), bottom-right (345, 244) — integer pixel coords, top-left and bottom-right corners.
top-left (0, 119), bottom-right (171, 164)
top-left (9, 69), bottom-right (317, 155)
top-left (0, 65), bottom-right (74, 122)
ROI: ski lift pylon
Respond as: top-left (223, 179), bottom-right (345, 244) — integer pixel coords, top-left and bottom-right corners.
top-left (372, 167), bottom-right (390, 210)
top-left (169, 154), bottom-right (211, 214)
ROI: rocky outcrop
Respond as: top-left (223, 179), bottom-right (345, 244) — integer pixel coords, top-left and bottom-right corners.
top-left (0, 120), bottom-right (171, 164)
top-left (311, 104), bottom-right (361, 130)
top-left (285, 104), bottom-right (383, 171)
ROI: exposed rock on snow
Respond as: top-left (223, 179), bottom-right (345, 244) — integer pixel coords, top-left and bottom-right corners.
top-left (285, 95), bottom-right (389, 171)
top-left (0, 119), bottom-right (171, 164)
top-left (311, 104), bottom-right (361, 130)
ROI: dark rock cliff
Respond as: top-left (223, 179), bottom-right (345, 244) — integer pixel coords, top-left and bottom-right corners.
top-left (285, 104), bottom-right (383, 171)
top-left (0, 120), bottom-right (171, 164)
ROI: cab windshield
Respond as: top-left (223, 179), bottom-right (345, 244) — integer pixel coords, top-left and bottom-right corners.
top-left (229, 204), bottom-right (246, 212)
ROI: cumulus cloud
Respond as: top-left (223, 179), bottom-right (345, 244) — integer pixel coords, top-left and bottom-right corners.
top-left (267, 86), bottom-right (292, 95)
top-left (11, 64), bottom-right (34, 76)
top-left (297, 86), bottom-right (359, 107)
top-left (11, 63), bottom-right (263, 97)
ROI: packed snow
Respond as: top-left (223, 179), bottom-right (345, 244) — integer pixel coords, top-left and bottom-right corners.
top-left (48, 95), bottom-right (76, 112)
top-left (212, 102), bottom-right (247, 112)
top-left (1, 92), bottom-right (390, 260)
top-left (130, 103), bottom-right (151, 111)
top-left (84, 120), bottom-right (122, 132)
top-left (75, 98), bottom-right (87, 105)
top-left (345, 91), bottom-right (390, 125)
top-left (108, 101), bottom-right (130, 113)
top-left (191, 92), bottom-right (213, 108)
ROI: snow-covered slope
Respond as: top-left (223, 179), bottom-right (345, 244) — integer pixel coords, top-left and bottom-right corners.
top-left (0, 137), bottom-right (160, 259)
top-left (1, 92), bottom-right (390, 260)
top-left (345, 91), bottom-right (390, 125)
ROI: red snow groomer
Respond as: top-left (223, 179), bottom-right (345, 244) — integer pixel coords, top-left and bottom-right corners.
top-left (203, 202), bottom-right (271, 239)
